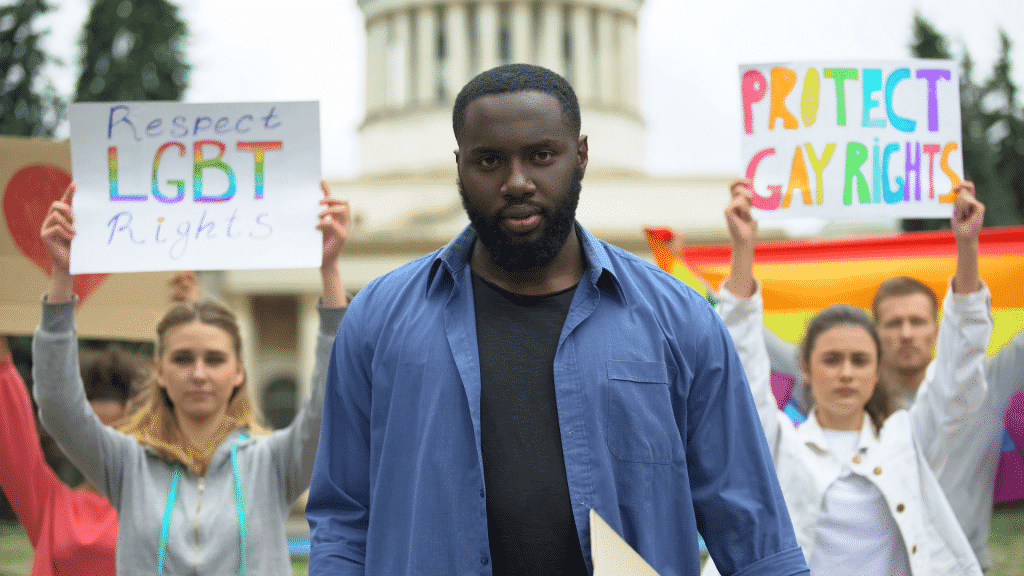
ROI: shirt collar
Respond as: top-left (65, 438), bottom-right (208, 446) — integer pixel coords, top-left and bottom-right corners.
top-left (798, 409), bottom-right (877, 454)
top-left (427, 222), bottom-right (626, 302)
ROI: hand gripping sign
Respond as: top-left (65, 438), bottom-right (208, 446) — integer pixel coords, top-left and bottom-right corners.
top-left (68, 101), bottom-right (321, 273)
top-left (739, 60), bottom-right (962, 221)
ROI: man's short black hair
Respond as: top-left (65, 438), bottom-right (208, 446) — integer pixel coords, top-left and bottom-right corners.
top-left (452, 63), bottom-right (581, 141)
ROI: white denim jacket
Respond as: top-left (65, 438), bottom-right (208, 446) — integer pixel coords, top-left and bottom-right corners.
top-left (702, 283), bottom-right (991, 576)
top-left (762, 283), bottom-right (1011, 570)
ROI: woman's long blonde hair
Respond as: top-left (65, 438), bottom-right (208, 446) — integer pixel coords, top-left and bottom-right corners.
top-left (117, 299), bottom-right (268, 474)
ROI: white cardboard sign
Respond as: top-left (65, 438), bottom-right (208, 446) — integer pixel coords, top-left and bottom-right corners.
top-left (739, 60), bottom-right (962, 221)
top-left (68, 101), bottom-right (321, 273)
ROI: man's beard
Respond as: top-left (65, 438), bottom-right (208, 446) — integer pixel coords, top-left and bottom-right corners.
top-left (459, 165), bottom-right (583, 272)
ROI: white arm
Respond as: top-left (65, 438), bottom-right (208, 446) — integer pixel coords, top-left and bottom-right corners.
top-left (910, 282), bottom-right (993, 472)
top-left (716, 283), bottom-right (785, 454)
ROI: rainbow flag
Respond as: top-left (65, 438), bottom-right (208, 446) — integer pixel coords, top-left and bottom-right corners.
top-left (646, 226), bottom-right (1024, 504)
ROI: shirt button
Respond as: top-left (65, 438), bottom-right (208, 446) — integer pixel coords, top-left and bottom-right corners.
top-left (480, 554), bottom-right (489, 566)
top-left (912, 545), bottom-right (917, 554)
top-left (480, 488), bottom-right (485, 498)
top-left (873, 466), bottom-right (882, 475)
top-left (852, 455), bottom-right (862, 464)
top-left (896, 503), bottom-right (906, 513)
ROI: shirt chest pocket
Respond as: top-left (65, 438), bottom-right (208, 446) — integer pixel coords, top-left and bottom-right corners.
top-left (604, 360), bottom-right (677, 465)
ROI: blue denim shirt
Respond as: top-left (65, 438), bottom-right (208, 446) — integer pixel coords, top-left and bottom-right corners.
top-left (307, 224), bottom-right (808, 576)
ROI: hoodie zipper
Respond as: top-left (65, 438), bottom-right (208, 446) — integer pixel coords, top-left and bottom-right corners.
top-left (194, 477), bottom-right (204, 569)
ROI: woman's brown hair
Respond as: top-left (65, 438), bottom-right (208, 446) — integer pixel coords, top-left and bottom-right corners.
top-left (117, 299), bottom-right (267, 474)
top-left (800, 304), bottom-right (892, 431)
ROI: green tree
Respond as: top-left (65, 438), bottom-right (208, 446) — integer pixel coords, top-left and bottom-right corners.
top-left (910, 13), bottom-right (952, 60)
top-left (0, 0), bottom-right (64, 136)
top-left (987, 33), bottom-right (1024, 224)
top-left (74, 0), bottom-right (190, 102)
top-left (905, 14), bottom-right (1024, 230)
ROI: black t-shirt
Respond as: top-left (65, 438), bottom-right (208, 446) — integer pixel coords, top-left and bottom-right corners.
top-left (473, 272), bottom-right (588, 576)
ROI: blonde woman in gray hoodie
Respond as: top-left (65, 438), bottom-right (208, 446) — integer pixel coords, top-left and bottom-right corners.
top-left (33, 182), bottom-right (348, 575)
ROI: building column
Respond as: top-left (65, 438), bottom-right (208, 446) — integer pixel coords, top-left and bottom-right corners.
top-left (619, 15), bottom-right (639, 113)
top-left (510, 1), bottom-right (530, 64)
top-left (365, 16), bottom-right (388, 115)
top-left (475, 1), bottom-right (499, 74)
top-left (416, 5), bottom-right (437, 105)
top-left (296, 294), bottom-right (320, 398)
top-left (396, 9), bottom-right (414, 107)
top-left (570, 5), bottom-right (593, 103)
top-left (596, 8), bottom-right (617, 106)
top-left (446, 2), bottom-right (470, 97)
top-left (538, 1), bottom-right (561, 74)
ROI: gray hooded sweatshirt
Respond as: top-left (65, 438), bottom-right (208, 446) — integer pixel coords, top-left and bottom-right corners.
top-left (34, 298), bottom-right (342, 575)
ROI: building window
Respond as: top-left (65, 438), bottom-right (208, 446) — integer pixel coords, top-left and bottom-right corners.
top-left (466, 3), bottom-right (478, 75)
top-left (385, 16), bottom-right (407, 107)
top-left (409, 10), bottom-right (419, 100)
top-left (436, 6), bottom-right (447, 102)
top-left (262, 376), bottom-right (298, 429)
top-left (498, 3), bottom-right (511, 64)
top-left (531, 1), bottom-right (542, 63)
top-left (562, 5), bottom-right (573, 83)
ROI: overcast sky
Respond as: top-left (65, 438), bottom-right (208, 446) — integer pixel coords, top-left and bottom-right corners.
top-left (37, 0), bottom-right (1024, 179)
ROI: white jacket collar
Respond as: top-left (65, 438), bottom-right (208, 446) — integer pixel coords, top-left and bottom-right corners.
top-left (798, 409), bottom-right (876, 455)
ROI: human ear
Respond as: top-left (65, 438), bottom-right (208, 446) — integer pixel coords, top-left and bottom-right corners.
top-left (155, 368), bottom-right (169, 391)
top-left (153, 353), bottom-right (166, 387)
top-left (577, 135), bottom-right (588, 176)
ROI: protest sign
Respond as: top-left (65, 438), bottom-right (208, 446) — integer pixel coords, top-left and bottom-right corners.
top-left (0, 136), bottom-right (177, 338)
top-left (739, 60), bottom-right (962, 220)
top-left (68, 101), bottom-right (321, 273)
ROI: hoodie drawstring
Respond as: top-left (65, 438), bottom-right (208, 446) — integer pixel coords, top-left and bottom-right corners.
top-left (158, 432), bottom-right (250, 575)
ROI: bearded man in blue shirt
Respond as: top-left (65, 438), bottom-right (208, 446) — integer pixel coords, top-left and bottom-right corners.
top-left (307, 63), bottom-right (809, 576)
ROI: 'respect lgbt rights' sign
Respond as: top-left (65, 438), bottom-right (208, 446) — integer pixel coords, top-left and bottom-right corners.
top-left (739, 60), bottom-right (962, 221)
top-left (68, 101), bottom-right (321, 273)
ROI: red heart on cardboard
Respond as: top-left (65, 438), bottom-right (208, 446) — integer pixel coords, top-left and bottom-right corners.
top-left (3, 165), bottom-right (108, 303)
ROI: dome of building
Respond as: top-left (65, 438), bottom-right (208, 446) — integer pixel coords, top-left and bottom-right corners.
top-left (357, 0), bottom-right (645, 177)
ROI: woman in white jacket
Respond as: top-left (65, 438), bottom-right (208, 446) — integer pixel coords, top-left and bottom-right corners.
top-left (702, 180), bottom-right (991, 576)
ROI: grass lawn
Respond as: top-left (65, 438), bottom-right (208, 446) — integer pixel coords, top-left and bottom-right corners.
top-left (988, 507), bottom-right (1024, 570)
top-left (0, 522), bottom-right (32, 576)
top-left (0, 521), bottom-right (314, 576)
top-left (4, 511), bottom-right (1024, 574)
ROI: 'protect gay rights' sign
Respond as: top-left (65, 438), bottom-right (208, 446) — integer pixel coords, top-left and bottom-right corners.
top-left (68, 101), bottom-right (321, 273)
top-left (739, 60), bottom-right (962, 221)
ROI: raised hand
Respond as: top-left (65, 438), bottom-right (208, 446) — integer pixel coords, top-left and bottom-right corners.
top-left (40, 184), bottom-right (76, 273)
top-left (725, 179), bottom-right (759, 246)
top-left (317, 180), bottom-right (350, 268)
top-left (40, 184), bottom-right (76, 302)
top-left (951, 181), bottom-right (984, 243)
top-left (317, 180), bottom-right (350, 307)
top-left (723, 179), bottom-right (757, 298)
top-left (951, 181), bottom-right (984, 294)
top-left (169, 271), bottom-right (201, 302)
